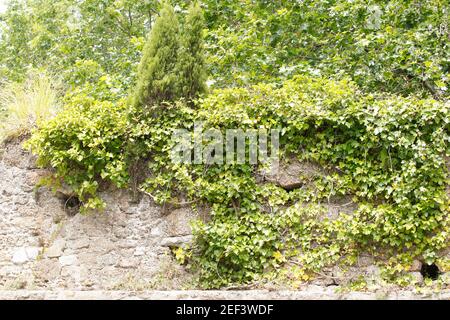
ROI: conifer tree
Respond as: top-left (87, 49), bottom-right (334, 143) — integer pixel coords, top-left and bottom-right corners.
top-left (131, 2), bottom-right (180, 108)
top-left (177, 1), bottom-right (207, 101)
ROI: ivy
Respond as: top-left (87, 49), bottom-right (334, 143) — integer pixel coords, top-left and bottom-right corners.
top-left (25, 93), bottom-right (131, 213)
top-left (14, 1), bottom-right (450, 289)
top-left (26, 72), bottom-right (450, 288)
top-left (140, 76), bottom-right (450, 287)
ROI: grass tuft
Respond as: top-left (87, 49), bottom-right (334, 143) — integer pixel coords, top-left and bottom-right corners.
top-left (0, 71), bottom-right (57, 141)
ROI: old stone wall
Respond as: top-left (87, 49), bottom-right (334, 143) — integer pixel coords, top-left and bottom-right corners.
top-left (1, 288), bottom-right (450, 300)
top-left (0, 140), bottom-right (196, 290)
top-left (0, 139), bottom-right (449, 299)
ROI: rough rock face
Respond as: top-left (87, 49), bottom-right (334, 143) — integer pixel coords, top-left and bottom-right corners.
top-left (260, 159), bottom-right (326, 191)
top-left (0, 140), bottom-right (196, 290)
top-left (1, 288), bottom-right (450, 300)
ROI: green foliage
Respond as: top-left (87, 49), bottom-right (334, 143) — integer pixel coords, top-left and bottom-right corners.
top-left (0, 70), bottom-right (57, 140)
top-left (139, 76), bottom-right (450, 287)
top-left (5, 0), bottom-right (449, 289)
top-left (0, 0), bottom-right (32, 82)
top-left (177, 1), bottom-right (207, 101)
top-left (0, 0), bottom-right (155, 93)
top-left (25, 94), bottom-right (131, 213)
top-left (130, 2), bottom-right (207, 109)
top-left (130, 2), bottom-right (181, 108)
top-left (2, 1), bottom-right (447, 100)
top-left (202, 0), bottom-right (449, 99)
top-left (26, 71), bottom-right (450, 287)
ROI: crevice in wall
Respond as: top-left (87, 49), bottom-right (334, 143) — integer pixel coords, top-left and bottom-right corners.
top-left (420, 263), bottom-right (440, 280)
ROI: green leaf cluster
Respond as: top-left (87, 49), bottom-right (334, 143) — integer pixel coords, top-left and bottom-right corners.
top-left (12, 1), bottom-right (450, 289)
top-left (25, 93), bottom-right (131, 213)
top-left (130, 1), bottom-right (206, 108)
top-left (140, 76), bottom-right (450, 287)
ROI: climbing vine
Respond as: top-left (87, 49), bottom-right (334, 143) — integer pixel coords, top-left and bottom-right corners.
top-left (16, 1), bottom-right (450, 289)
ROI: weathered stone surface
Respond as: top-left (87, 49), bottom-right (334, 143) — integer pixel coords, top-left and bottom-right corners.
top-left (24, 170), bottom-right (47, 188)
top-left (160, 235), bottom-right (193, 247)
top-left (357, 255), bottom-right (375, 267)
top-left (133, 246), bottom-right (146, 256)
top-left (165, 208), bottom-right (196, 237)
top-left (97, 254), bottom-right (117, 266)
top-left (364, 265), bottom-right (382, 285)
top-left (34, 260), bottom-right (62, 282)
top-left (118, 257), bottom-right (140, 269)
top-left (59, 255), bottom-right (78, 267)
top-left (11, 247), bottom-right (40, 265)
top-left (410, 272), bottom-right (424, 285)
top-left (11, 248), bottom-right (28, 265)
top-left (0, 140), bottom-right (37, 169)
top-left (0, 140), bottom-right (197, 291)
top-left (45, 240), bottom-right (66, 258)
top-left (0, 288), bottom-right (449, 300)
top-left (261, 158), bottom-right (325, 191)
top-left (410, 260), bottom-right (422, 272)
top-left (149, 222), bottom-right (165, 237)
top-left (70, 239), bottom-right (90, 250)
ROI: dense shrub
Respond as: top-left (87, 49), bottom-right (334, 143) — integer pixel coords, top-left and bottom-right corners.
top-left (144, 76), bottom-right (450, 287)
top-left (25, 94), bottom-right (130, 212)
top-left (2, 1), bottom-right (447, 99)
top-left (203, 0), bottom-right (449, 98)
top-left (26, 73), bottom-right (450, 287)
top-left (130, 3), bottom-right (181, 108)
top-left (177, 1), bottom-right (207, 101)
top-left (130, 2), bottom-right (207, 109)
top-left (12, 0), bottom-right (450, 289)
top-left (0, 0), bottom-right (153, 90)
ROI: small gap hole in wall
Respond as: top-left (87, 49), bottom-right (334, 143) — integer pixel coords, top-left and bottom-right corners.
top-left (61, 195), bottom-right (81, 216)
top-left (420, 263), bottom-right (440, 280)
